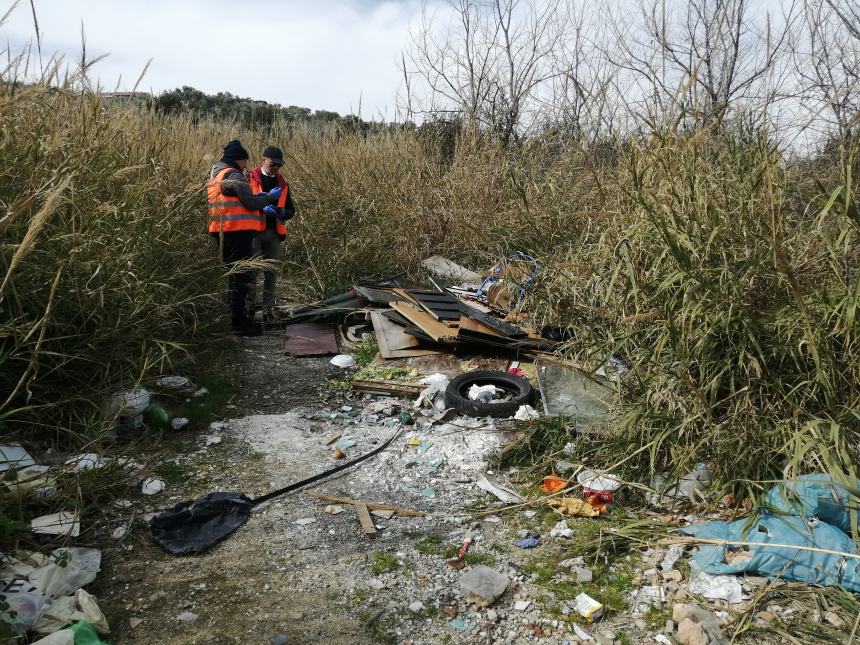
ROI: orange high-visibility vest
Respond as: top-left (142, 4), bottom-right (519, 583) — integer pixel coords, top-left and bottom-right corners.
top-left (207, 167), bottom-right (266, 234)
top-left (249, 171), bottom-right (288, 237)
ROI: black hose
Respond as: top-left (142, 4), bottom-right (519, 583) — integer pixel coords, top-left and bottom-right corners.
top-left (251, 426), bottom-right (402, 506)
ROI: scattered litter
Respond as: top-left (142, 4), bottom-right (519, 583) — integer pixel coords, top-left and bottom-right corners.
top-left (448, 618), bottom-right (474, 632)
top-left (324, 505), bottom-right (345, 515)
top-left (294, 517), bottom-right (316, 526)
top-left (203, 435), bottom-right (222, 446)
top-left (33, 588), bottom-right (109, 635)
top-left (540, 475), bottom-right (567, 494)
top-left (332, 448), bottom-right (345, 460)
top-left (156, 376), bottom-right (193, 390)
top-left (655, 635), bottom-right (672, 645)
top-left (64, 453), bottom-right (101, 472)
top-left (419, 487), bottom-right (435, 498)
top-left (687, 562), bottom-right (744, 604)
top-left (421, 255), bottom-right (482, 285)
top-left (459, 565), bottom-right (509, 607)
top-left (111, 524), bottom-right (130, 540)
top-left (476, 474), bottom-right (525, 504)
top-left (575, 566), bottom-right (593, 583)
top-left (572, 624), bottom-right (594, 641)
top-left (661, 545), bottom-right (684, 572)
top-left (415, 373), bottom-right (450, 412)
top-left (514, 404), bottom-right (539, 420)
top-left (650, 463), bottom-right (712, 506)
top-left (408, 601), bottom-right (425, 613)
top-left (141, 478), bottom-right (165, 495)
top-left (577, 469), bottom-right (622, 505)
top-left (330, 354), bottom-right (356, 368)
top-left (630, 585), bottom-right (667, 611)
top-left (171, 417), bottom-right (190, 430)
top-left (574, 592), bottom-right (604, 622)
top-left (193, 387), bottom-right (209, 397)
top-left (549, 497), bottom-right (601, 517)
top-left (507, 367), bottom-right (527, 379)
top-left (514, 599), bottom-right (531, 611)
top-left (549, 520), bottom-right (573, 538)
top-left (177, 611), bottom-right (199, 622)
top-left (0, 443), bottom-right (36, 471)
top-left (468, 383), bottom-right (500, 402)
top-left (371, 509), bottom-right (395, 520)
top-left (513, 536), bottom-right (540, 549)
top-left (333, 437), bottom-right (357, 450)
top-left (535, 362), bottom-right (614, 431)
top-left (31, 511), bottom-right (80, 537)
top-left (522, 510), bottom-right (537, 518)
top-left (107, 388), bottom-right (151, 429)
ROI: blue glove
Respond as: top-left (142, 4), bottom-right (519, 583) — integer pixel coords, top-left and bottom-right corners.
top-left (267, 186), bottom-right (282, 201)
top-left (274, 207), bottom-right (288, 220)
top-left (262, 205), bottom-right (278, 217)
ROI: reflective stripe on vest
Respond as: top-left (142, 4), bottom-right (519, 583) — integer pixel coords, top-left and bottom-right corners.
top-left (249, 172), bottom-right (288, 237)
top-left (206, 167), bottom-right (265, 233)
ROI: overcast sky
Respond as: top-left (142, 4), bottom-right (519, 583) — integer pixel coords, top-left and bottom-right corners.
top-left (2, 0), bottom-right (432, 119)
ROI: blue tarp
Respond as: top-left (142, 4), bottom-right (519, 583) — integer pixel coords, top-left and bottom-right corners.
top-left (681, 473), bottom-right (860, 590)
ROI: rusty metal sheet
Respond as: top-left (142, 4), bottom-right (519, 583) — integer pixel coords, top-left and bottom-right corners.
top-left (283, 322), bottom-right (339, 357)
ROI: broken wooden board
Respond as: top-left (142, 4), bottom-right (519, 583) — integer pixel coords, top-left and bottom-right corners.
top-left (307, 491), bottom-right (428, 517)
top-left (390, 301), bottom-right (460, 343)
top-left (354, 502), bottom-right (378, 537)
top-left (370, 310), bottom-right (441, 359)
top-left (458, 303), bottom-right (527, 338)
top-left (283, 322), bottom-right (339, 356)
top-left (406, 289), bottom-right (464, 322)
top-left (457, 315), bottom-right (507, 338)
top-left (351, 379), bottom-right (425, 397)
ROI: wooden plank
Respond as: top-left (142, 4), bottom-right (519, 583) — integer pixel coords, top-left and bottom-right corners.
top-left (370, 310), bottom-right (441, 359)
top-left (354, 502), bottom-right (378, 537)
top-left (457, 315), bottom-right (506, 338)
top-left (351, 378), bottom-right (425, 397)
top-left (458, 303), bottom-right (527, 338)
top-left (283, 322), bottom-right (339, 356)
top-left (390, 301), bottom-right (460, 343)
top-left (307, 491), bottom-right (428, 517)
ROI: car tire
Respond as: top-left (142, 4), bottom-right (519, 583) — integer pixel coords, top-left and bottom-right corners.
top-left (445, 370), bottom-right (535, 418)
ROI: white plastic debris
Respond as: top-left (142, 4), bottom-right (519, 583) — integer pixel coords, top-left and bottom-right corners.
top-left (576, 469), bottom-right (622, 492)
top-left (476, 474), bottom-right (525, 503)
top-left (156, 376), bottom-right (192, 390)
top-left (572, 624), bottom-right (594, 641)
top-left (141, 478), bottom-right (165, 495)
top-left (468, 383), bottom-right (500, 402)
top-left (171, 417), bottom-right (190, 430)
top-left (688, 562), bottom-right (744, 604)
top-left (193, 387), bottom-right (209, 397)
top-left (655, 635), bottom-right (672, 645)
top-left (294, 517), bottom-right (316, 526)
top-left (31, 632), bottom-right (75, 645)
top-left (33, 588), bottom-right (109, 635)
top-left (514, 599), bottom-right (531, 611)
top-left (415, 373), bottom-right (450, 411)
top-left (329, 354), bottom-right (356, 368)
top-left (514, 404), bottom-right (539, 421)
top-left (64, 453), bottom-right (101, 472)
top-left (107, 388), bottom-right (150, 415)
top-left (408, 601), bottom-right (425, 613)
top-left (0, 443), bottom-right (36, 472)
top-left (203, 434), bottom-right (222, 446)
top-left (27, 547), bottom-right (102, 598)
top-left (31, 512), bottom-right (80, 538)
top-left (661, 544), bottom-right (684, 572)
top-left (549, 520), bottom-right (573, 538)
top-left (177, 611), bottom-right (199, 622)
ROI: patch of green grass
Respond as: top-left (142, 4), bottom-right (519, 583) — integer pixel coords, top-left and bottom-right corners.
top-left (354, 364), bottom-right (413, 381)
top-left (644, 605), bottom-right (671, 630)
top-left (155, 460), bottom-right (192, 485)
top-left (495, 415), bottom-right (574, 473)
top-left (170, 373), bottom-right (236, 426)
top-left (370, 551), bottom-right (400, 575)
top-left (414, 532), bottom-right (445, 555)
top-left (353, 339), bottom-right (380, 367)
top-left (359, 608), bottom-right (398, 645)
top-left (347, 587), bottom-right (369, 606)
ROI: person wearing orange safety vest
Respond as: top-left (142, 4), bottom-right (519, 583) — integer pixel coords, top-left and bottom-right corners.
top-left (207, 139), bottom-right (283, 336)
top-left (247, 145), bottom-right (295, 317)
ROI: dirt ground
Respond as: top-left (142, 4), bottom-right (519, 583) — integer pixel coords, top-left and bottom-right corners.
top-left (89, 330), bottom-right (819, 645)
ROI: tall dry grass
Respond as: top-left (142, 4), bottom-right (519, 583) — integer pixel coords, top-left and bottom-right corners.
top-left (1, 60), bottom-right (857, 505)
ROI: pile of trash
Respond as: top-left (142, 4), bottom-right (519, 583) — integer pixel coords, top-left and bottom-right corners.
top-left (0, 547), bottom-right (108, 643)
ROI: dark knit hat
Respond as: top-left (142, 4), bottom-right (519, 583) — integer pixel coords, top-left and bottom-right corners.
top-left (262, 146), bottom-right (285, 165)
top-left (221, 139), bottom-right (249, 163)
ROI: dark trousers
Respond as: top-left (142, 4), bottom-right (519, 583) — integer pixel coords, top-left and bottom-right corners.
top-left (219, 230), bottom-right (257, 326)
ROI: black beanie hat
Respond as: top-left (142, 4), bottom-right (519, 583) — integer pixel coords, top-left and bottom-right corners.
top-left (221, 139), bottom-right (249, 163)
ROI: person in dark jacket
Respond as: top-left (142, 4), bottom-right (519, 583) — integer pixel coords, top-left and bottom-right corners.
top-left (207, 139), bottom-right (282, 336)
top-left (247, 146), bottom-right (296, 315)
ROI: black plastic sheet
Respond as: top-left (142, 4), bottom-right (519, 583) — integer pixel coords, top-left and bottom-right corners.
top-left (150, 492), bottom-right (253, 555)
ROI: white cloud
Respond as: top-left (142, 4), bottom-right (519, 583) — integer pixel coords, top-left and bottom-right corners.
top-left (1, 0), bottom-right (429, 118)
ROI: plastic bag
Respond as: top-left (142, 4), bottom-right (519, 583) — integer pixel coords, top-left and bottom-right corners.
top-left (414, 373), bottom-right (449, 411)
top-left (764, 473), bottom-right (859, 533)
top-left (29, 548), bottom-right (102, 598)
top-left (683, 514), bottom-right (860, 591)
top-left (150, 491), bottom-right (254, 555)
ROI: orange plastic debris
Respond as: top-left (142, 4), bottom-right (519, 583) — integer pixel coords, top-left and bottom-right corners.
top-left (540, 475), bottom-right (567, 494)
